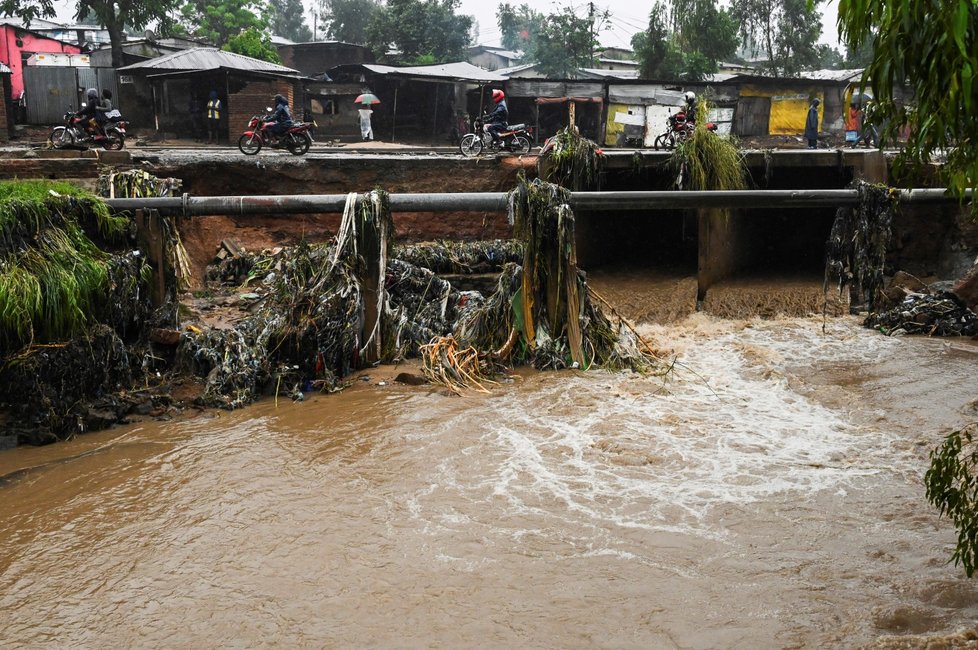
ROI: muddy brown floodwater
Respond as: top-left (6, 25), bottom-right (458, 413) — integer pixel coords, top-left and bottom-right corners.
top-left (2, 277), bottom-right (978, 648)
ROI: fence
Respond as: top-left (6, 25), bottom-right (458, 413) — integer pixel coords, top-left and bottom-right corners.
top-left (23, 66), bottom-right (118, 125)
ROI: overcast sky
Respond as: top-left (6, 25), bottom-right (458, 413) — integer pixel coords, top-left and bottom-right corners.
top-left (49, 0), bottom-right (841, 52)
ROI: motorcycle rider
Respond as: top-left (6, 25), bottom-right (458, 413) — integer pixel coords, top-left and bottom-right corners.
top-left (265, 94), bottom-right (293, 143)
top-left (484, 89), bottom-right (508, 147)
top-left (94, 89), bottom-right (112, 133)
top-left (682, 91), bottom-right (698, 123)
top-left (76, 88), bottom-right (100, 136)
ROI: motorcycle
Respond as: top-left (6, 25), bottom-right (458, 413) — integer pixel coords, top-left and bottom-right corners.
top-left (238, 111), bottom-right (316, 156)
top-left (458, 116), bottom-right (533, 157)
top-left (652, 110), bottom-right (717, 150)
top-left (49, 107), bottom-right (128, 150)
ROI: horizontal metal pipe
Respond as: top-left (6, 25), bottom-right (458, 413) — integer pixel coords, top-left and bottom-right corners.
top-left (103, 188), bottom-right (971, 216)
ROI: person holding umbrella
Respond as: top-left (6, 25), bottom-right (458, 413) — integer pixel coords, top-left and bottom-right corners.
top-left (355, 92), bottom-right (379, 141)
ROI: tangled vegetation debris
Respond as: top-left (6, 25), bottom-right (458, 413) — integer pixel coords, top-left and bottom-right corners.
top-left (0, 180), bottom-right (155, 442)
top-left (864, 292), bottom-right (978, 336)
top-left (395, 240), bottom-right (523, 275)
top-left (824, 181), bottom-right (896, 314)
top-left (669, 104), bottom-right (747, 191)
top-left (450, 179), bottom-right (662, 378)
top-left (538, 126), bottom-right (603, 191)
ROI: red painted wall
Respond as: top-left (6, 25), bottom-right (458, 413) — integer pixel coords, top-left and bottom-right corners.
top-left (0, 25), bottom-right (81, 100)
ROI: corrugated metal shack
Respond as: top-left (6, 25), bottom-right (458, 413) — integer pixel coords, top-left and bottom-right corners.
top-left (116, 48), bottom-right (303, 141)
top-left (503, 79), bottom-right (606, 144)
top-left (327, 62), bottom-right (505, 143)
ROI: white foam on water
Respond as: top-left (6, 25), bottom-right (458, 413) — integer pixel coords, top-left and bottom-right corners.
top-left (422, 315), bottom-right (909, 541)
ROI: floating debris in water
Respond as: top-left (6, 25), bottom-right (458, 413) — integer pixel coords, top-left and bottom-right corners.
top-left (864, 291), bottom-right (978, 336)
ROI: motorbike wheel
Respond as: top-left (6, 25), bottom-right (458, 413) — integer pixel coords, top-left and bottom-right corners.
top-left (511, 135), bottom-right (531, 154)
top-left (49, 127), bottom-right (75, 149)
top-left (286, 132), bottom-right (311, 156)
top-left (653, 133), bottom-right (675, 150)
top-left (238, 133), bottom-right (263, 155)
top-left (102, 129), bottom-right (125, 150)
top-left (459, 134), bottom-right (482, 157)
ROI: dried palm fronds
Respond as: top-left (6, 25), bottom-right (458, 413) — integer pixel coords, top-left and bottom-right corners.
top-left (420, 335), bottom-right (496, 394)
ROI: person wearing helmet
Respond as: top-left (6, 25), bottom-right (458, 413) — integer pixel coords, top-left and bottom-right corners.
top-left (265, 93), bottom-right (294, 141)
top-left (683, 90), bottom-right (698, 122)
top-left (76, 88), bottom-right (99, 134)
top-left (484, 89), bottom-right (508, 147)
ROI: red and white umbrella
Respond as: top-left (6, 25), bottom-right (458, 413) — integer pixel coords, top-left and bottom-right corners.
top-left (355, 93), bottom-right (380, 105)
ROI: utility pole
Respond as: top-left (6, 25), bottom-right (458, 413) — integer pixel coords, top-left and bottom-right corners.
top-left (588, 2), bottom-right (595, 65)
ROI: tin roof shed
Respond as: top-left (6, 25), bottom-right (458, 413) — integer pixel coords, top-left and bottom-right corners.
top-left (118, 47), bottom-right (299, 74)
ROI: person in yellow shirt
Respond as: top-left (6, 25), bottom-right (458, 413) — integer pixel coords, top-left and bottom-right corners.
top-left (206, 90), bottom-right (222, 144)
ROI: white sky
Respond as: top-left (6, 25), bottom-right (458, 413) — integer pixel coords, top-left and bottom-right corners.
top-left (49, 0), bottom-right (841, 53)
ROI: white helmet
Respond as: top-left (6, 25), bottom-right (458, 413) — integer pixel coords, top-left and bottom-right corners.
top-left (684, 91), bottom-right (695, 102)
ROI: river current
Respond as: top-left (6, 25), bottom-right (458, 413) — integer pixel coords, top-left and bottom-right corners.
top-left (2, 307), bottom-right (978, 647)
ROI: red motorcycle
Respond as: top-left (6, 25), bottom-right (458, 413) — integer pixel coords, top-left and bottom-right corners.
top-left (49, 107), bottom-right (127, 150)
top-left (653, 110), bottom-right (717, 150)
top-left (237, 113), bottom-right (315, 156)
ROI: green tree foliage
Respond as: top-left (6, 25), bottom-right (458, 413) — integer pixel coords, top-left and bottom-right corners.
top-left (526, 4), bottom-right (609, 78)
top-left (631, 3), bottom-right (670, 78)
top-left (366, 0), bottom-right (473, 63)
top-left (838, 0), bottom-right (977, 203)
top-left (730, 0), bottom-right (823, 76)
top-left (815, 44), bottom-right (845, 69)
top-left (318, 0), bottom-right (380, 44)
top-left (269, 0), bottom-right (313, 42)
top-left (0, 0), bottom-right (181, 67)
top-left (925, 426), bottom-right (978, 577)
top-left (225, 26), bottom-right (283, 62)
top-left (179, 0), bottom-right (265, 47)
top-left (631, 0), bottom-right (738, 81)
top-left (496, 2), bottom-right (541, 53)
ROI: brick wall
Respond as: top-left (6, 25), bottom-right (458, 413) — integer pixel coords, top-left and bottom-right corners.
top-left (228, 79), bottom-right (295, 134)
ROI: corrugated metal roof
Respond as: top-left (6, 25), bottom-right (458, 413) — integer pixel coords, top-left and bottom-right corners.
top-left (799, 68), bottom-right (864, 81)
top-left (0, 62), bottom-right (10, 74)
top-left (118, 47), bottom-right (298, 73)
top-left (495, 63), bottom-right (538, 77)
top-left (580, 68), bottom-right (641, 80)
top-left (352, 62), bottom-right (506, 83)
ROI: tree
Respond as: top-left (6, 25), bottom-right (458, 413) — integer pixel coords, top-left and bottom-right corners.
top-left (225, 26), bottom-right (282, 62)
top-left (730, 0), bottom-right (823, 76)
top-left (839, 0), bottom-right (976, 201)
top-left (631, 0), bottom-right (738, 81)
top-left (496, 2), bottom-right (540, 53)
top-left (318, 0), bottom-right (381, 44)
top-left (0, 0), bottom-right (181, 67)
top-left (269, 0), bottom-right (313, 42)
top-left (366, 0), bottom-right (473, 64)
top-left (631, 3), bottom-right (670, 78)
top-left (526, 4), bottom-right (609, 78)
top-left (179, 0), bottom-right (265, 47)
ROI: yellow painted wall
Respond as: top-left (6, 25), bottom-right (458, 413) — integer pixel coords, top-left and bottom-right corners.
top-left (605, 102), bottom-right (628, 146)
top-left (740, 85), bottom-right (823, 135)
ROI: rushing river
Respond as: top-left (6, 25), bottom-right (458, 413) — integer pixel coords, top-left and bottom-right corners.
top-left (2, 308), bottom-right (978, 648)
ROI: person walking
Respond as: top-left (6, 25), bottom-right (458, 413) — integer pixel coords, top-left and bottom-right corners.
top-left (358, 104), bottom-right (373, 141)
top-left (805, 97), bottom-right (820, 149)
top-left (205, 90), bottom-right (222, 144)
